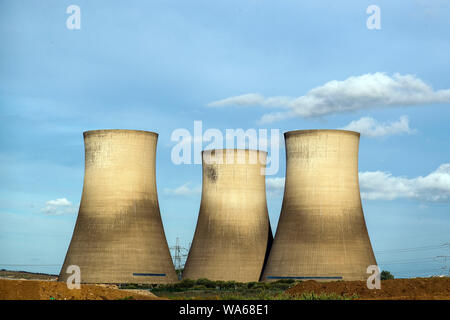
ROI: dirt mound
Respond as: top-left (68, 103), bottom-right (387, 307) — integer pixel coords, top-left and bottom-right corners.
top-left (286, 277), bottom-right (450, 300)
top-left (0, 279), bottom-right (163, 300)
top-left (0, 270), bottom-right (58, 281)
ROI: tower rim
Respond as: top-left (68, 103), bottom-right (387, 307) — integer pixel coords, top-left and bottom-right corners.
top-left (284, 129), bottom-right (360, 137)
top-left (83, 129), bottom-right (158, 137)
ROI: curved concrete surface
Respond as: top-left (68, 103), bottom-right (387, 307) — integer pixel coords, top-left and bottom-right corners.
top-left (261, 130), bottom-right (377, 281)
top-left (183, 149), bottom-right (273, 282)
top-left (59, 129), bottom-right (177, 284)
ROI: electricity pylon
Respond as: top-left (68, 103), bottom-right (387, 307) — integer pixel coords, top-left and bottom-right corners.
top-left (170, 237), bottom-right (189, 280)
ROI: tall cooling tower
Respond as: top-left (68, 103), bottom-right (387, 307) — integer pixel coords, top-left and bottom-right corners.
top-left (183, 149), bottom-right (273, 282)
top-left (262, 130), bottom-right (376, 281)
top-left (59, 129), bottom-right (177, 284)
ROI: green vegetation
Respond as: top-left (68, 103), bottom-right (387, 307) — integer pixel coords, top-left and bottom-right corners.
top-left (175, 269), bottom-right (183, 279)
top-left (297, 292), bottom-right (359, 300)
top-left (118, 279), bottom-right (358, 300)
top-left (219, 291), bottom-right (358, 300)
top-left (381, 270), bottom-right (395, 280)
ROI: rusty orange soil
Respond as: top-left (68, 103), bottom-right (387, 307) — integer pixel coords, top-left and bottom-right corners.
top-left (0, 279), bottom-right (164, 300)
top-left (1, 269), bottom-right (449, 300)
top-left (286, 277), bottom-right (450, 300)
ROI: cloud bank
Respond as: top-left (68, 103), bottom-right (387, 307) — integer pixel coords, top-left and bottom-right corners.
top-left (340, 116), bottom-right (416, 137)
top-left (41, 198), bottom-right (78, 215)
top-left (265, 164), bottom-right (450, 202)
top-left (208, 73), bottom-right (450, 123)
top-left (359, 164), bottom-right (450, 201)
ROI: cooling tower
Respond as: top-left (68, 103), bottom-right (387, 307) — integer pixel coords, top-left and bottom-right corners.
top-left (183, 149), bottom-right (273, 282)
top-left (59, 129), bottom-right (177, 284)
top-left (261, 130), bottom-right (377, 281)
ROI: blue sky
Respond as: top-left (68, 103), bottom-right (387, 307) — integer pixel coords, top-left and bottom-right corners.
top-left (1, 0), bottom-right (449, 278)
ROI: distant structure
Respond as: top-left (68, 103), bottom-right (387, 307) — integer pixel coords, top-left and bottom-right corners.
top-left (262, 130), bottom-right (377, 281)
top-left (183, 149), bottom-right (273, 282)
top-left (170, 237), bottom-right (189, 280)
top-left (59, 129), bottom-right (177, 284)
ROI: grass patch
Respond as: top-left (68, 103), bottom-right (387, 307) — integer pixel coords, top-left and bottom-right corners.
top-left (296, 292), bottom-right (359, 300)
top-left (118, 279), bottom-right (358, 300)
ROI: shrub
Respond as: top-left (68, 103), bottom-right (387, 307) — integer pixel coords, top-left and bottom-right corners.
top-left (196, 278), bottom-right (216, 288)
top-left (381, 270), bottom-right (394, 280)
top-left (273, 279), bottom-right (295, 284)
top-left (192, 284), bottom-right (208, 290)
top-left (220, 281), bottom-right (238, 290)
top-left (173, 278), bottom-right (196, 289)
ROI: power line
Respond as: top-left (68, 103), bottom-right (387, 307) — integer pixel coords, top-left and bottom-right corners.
top-left (397, 268), bottom-right (445, 273)
top-left (394, 268), bottom-right (448, 276)
top-left (375, 243), bottom-right (449, 254)
top-left (436, 255), bottom-right (450, 263)
top-left (378, 256), bottom-right (443, 265)
top-left (169, 237), bottom-right (189, 273)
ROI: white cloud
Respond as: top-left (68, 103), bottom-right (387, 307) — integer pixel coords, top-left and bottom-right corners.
top-left (263, 164), bottom-right (450, 202)
top-left (340, 115), bottom-right (416, 137)
top-left (41, 198), bottom-right (78, 215)
top-left (207, 73), bottom-right (450, 123)
top-left (164, 183), bottom-right (201, 196)
top-left (208, 93), bottom-right (293, 109)
top-left (360, 164), bottom-right (450, 201)
top-left (45, 198), bottom-right (72, 206)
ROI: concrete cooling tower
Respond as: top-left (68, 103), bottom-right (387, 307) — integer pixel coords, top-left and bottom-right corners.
top-left (183, 149), bottom-right (273, 282)
top-left (261, 130), bottom-right (377, 281)
top-left (59, 129), bottom-right (177, 284)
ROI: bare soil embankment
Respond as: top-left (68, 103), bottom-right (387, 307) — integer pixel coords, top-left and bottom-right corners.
top-left (1, 270), bottom-right (449, 300)
top-left (286, 277), bottom-right (450, 300)
top-left (0, 278), bottom-right (162, 300)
